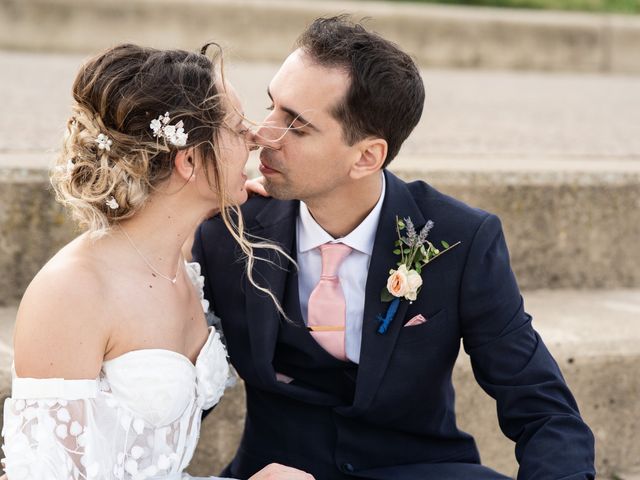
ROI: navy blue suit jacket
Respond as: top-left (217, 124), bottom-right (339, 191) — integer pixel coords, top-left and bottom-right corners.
top-left (193, 170), bottom-right (595, 480)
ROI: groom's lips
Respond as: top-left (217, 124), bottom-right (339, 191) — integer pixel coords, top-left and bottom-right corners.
top-left (259, 163), bottom-right (278, 175)
top-left (259, 152), bottom-right (280, 175)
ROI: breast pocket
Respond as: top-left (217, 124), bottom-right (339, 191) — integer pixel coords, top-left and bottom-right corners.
top-left (395, 308), bottom-right (448, 346)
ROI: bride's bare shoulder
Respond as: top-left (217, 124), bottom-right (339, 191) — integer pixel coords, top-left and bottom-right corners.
top-left (13, 235), bottom-right (111, 379)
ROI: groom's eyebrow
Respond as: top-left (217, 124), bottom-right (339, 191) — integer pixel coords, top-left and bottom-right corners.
top-left (267, 88), bottom-right (319, 132)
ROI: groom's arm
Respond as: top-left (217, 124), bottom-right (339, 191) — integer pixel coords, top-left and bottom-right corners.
top-left (459, 214), bottom-right (595, 479)
top-left (192, 220), bottom-right (217, 309)
top-left (192, 218), bottom-right (224, 420)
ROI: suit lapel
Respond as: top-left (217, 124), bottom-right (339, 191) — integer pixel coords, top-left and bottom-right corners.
top-left (244, 199), bottom-right (298, 385)
top-left (352, 171), bottom-right (426, 411)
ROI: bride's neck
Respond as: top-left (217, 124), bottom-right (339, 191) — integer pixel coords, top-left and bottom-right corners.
top-left (115, 191), bottom-right (216, 271)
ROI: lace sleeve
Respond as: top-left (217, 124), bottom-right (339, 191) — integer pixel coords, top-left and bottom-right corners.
top-left (185, 261), bottom-right (210, 313)
top-left (2, 377), bottom-right (102, 479)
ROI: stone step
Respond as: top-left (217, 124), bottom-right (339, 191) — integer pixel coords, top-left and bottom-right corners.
top-left (2, 158), bottom-right (639, 308)
top-left (1, 289), bottom-right (639, 478)
top-left (1, 0), bottom-right (640, 73)
top-left (3, 51), bottom-right (640, 160)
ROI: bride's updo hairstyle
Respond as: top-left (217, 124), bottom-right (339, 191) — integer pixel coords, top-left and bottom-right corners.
top-left (52, 43), bottom-right (226, 232)
top-left (52, 43), bottom-right (290, 314)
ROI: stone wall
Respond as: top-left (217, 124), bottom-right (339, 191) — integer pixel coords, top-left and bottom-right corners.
top-left (2, 164), bottom-right (639, 306)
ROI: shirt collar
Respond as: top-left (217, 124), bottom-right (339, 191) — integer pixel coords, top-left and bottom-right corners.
top-left (297, 172), bottom-right (386, 256)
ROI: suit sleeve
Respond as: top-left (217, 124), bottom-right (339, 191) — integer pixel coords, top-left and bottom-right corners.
top-left (192, 221), bottom-right (217, 310)
top-left (192, 221), bottom-right (220, 420)
top-left (459, 214), bottom-right (595, 480)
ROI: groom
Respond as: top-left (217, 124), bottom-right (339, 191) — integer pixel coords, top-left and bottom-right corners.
top-left (193, 16), bottom-right (595, 480)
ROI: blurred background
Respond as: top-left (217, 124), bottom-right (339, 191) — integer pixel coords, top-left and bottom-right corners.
top-left (1, 0), bottom-right (639, 478)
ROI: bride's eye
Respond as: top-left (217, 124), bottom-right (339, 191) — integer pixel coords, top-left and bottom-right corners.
top-left (236, 121), bottom-right (251, 136)
top-left (265, 104), bottom-right (274, 111)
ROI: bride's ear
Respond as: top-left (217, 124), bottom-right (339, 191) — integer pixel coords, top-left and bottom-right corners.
top-left (174, 148), bottom-right (198, 182)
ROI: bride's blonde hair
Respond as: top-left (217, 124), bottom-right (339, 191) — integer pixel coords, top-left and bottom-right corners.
top-left (51, 43), bottom-right (291, 316)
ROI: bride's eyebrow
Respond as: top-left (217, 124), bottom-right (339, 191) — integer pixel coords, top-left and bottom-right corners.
top-left (267, 88), bottom-right (320, 132)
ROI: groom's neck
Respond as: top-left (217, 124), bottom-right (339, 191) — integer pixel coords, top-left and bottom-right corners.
top-left (304, 173), bottom-right (383, 239)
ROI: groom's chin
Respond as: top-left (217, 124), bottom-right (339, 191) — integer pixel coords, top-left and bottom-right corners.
top-left (263, 180), bottom-right (295, 201)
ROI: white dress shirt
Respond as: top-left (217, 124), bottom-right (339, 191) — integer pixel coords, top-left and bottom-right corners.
top-left (296, 173), bottom-right (386, 364)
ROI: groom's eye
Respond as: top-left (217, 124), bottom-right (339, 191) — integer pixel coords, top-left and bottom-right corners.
top-left (288, 123), bottom-right (305, 136)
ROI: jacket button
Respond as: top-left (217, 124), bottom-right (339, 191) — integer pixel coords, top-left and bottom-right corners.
top-left (342, 463), bottom-right (355, 473)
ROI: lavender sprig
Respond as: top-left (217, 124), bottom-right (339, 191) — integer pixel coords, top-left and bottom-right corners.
top-left (404, 217), bottom-right (418, 247)
top-left (417, 220), bottom-right (434, 246)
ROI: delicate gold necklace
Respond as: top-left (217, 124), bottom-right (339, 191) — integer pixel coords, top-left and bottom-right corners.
top-left (119, 225), bottom-right (181, 285)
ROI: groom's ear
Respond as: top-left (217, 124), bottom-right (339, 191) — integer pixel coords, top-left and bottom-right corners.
top-left (173, 148), bottom-right (198, 182)
top-left (349, 137), bottom-right (387, 180)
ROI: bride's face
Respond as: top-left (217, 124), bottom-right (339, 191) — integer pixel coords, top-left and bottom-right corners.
top-left (213, 82), bottom-right (253, 206)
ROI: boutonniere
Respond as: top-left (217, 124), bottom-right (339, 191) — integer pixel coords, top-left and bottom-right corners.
top-left (377, 216), bottom-right (460, 334)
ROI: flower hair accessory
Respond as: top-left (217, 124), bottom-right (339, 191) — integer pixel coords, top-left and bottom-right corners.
top-left (150, 112), bottom-right (188, 147)
top-left (95, 133), bottom-right (113, 152)
top-left (105, 196), bottom-right (119, 210)
top-left (377, 216), bottom-right (460, 334)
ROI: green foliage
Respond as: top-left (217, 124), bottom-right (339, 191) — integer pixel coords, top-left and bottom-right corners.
top-left (379, 0), bottom-right (640, 14)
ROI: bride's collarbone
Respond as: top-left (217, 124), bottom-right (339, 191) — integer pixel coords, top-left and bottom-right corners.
top-left (103, 285), bottom-right (209, 365)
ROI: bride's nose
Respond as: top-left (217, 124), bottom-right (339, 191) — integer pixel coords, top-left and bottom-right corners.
top-left (245, 129), bottom-right (260, 151)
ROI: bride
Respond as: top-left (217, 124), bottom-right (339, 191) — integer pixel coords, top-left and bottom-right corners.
top-left (1, 43), bottom-right (312, 480)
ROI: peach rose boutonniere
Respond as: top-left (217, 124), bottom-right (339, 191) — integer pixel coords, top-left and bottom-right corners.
top-left (377, 216), bottom-right (460, 334)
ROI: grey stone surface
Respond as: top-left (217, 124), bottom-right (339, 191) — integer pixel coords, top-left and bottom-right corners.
top-left (0, 305), bottom-right (13, 398)
top-left (2, 289), bottom-right (639, 477)
top-left (1, 0), bottom-right (640, 72)
top-left (2, 162), bottom-right (639, 304)
top-left (2, 51), bottom-right (640, 163)
top-left (394, 165), bottom-right (640, 289)
top-left (0, 168), bottom-right (77, 306)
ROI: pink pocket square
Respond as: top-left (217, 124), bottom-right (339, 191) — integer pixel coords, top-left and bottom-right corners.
top-left (275, 372), bottom-right (294, 384)
top-left (404, 314), bottom-right (427, 327)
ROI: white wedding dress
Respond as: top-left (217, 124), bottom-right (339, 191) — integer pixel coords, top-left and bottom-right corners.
top-left (1, 263), bottom-right (233, 480)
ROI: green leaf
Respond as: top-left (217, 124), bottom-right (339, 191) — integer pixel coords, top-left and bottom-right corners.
top-left (380, 289), bottom-right (394, 302)
top-left (415, 264), bottom-right (422, 274)
top-left (397, 220), bottom-right (405, 229)
top-left (394, 240), bottom-right (402, 246)
top-left (441, 240), bottom-right (450, 249)
top-left (393, 249), bottom-right (401, 255)
top-left (403, 248), bottom-right (411, 254)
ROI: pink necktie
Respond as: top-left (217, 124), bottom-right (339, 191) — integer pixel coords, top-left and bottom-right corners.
top-left (307, 243), bottom-right (352, 361)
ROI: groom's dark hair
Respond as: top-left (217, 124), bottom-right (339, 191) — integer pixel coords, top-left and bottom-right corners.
top-left (296, 15), bottom-right (425, 167)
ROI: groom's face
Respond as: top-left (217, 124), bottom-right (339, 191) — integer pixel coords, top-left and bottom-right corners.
top-left (257, 49), bottom-right (362, 201)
